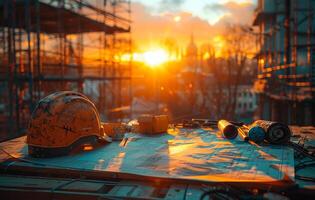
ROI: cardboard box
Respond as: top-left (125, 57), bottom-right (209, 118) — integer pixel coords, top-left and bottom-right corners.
top-left (138, 115), bottom-right (169, 134)
top-left (102, 122), bottom-right (125, 138)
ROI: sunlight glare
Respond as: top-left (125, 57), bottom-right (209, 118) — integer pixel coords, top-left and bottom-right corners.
top-left (119, 48), bottom-right (176, 67)
top-left (143, 49), bottom-right (168, 67)
top-left (213, 35), bottom-right (225, 57)
top-left (203, 52), bottom-right (210, 60)
top-left (174, 16), bottom-right (181, 22)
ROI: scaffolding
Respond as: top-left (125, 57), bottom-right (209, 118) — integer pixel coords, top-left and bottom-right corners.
top-left (253, 0), bottom-right (315, 125)
top-left (0, 0), bottom-right (132, 141)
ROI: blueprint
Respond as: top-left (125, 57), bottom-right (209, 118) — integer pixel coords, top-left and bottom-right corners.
top-left (0, 128), bottom-right (295, 183)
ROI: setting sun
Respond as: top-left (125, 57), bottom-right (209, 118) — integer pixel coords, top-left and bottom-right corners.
top-left (174, 16), bottom-right (181, 22)
top-left (120, 48), bottom-right (171, 67)
top-left (143, 49), bottom-right (168, 67)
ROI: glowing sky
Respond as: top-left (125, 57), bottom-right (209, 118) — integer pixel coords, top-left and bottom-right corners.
top-left (134, 0), bottom-right (256, 25)
top-left (131, 0), bottom-right (257, 50)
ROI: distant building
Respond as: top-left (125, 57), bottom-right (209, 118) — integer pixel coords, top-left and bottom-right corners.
top-left (235, 85), bottom-right (258, 123)
top-left (186, 33), bottom-right (198, 67)
top-left (253, 0), bottom-right (315, 125)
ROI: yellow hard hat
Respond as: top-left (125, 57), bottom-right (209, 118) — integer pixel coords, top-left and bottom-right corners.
top-left (27, 91), bottom-right (111, 157)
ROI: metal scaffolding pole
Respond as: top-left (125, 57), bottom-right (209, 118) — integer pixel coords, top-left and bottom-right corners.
top-left (0, 0), bottom-right (132, 141)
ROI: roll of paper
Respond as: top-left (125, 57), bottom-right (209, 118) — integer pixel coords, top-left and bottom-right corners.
top-left (250, 120), bottom-right (291, 144)
top-left (218, 120), bottom-right (238, 139)
top-left (248, 125), bottom-right (266, 143)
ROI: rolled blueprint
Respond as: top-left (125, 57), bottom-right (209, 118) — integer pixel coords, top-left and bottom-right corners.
top-left (218, 120), bottom-right (238, 139)
top-left (247, 125), bottom-right (266, 143)
top-left (251, 120), bottom-right (291, 144)
top-left (237, 125), bottom-right (265, 143)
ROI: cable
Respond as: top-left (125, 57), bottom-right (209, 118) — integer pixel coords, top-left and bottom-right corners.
top-left (296, 174), bottom-right (315, 182)
top-left (295, 160), bottom-right (315, 168)
top-left (289, 141), bottom-right (315, 161)
top-left (294, 156), bottom-right (315, 182)
top-left (0, 148), bottom-right (46, 167)
top-left (282, 140), bottom-right (315, 182)
top-left (183, 184), bottom-right (189, 200)
top-left (295, 162), bottom-right (315, 171)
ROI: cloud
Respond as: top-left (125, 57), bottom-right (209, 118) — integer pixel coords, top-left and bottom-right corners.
top-left (159, 0), bottom-right (185, 12)
top-left (203, 4), bottom-right (228, 13)
top-left (132, 2), bottom-right (218, 50)
top-left (205, 2), bottom-right (255, 25)
top-left (131, 1), bottom-right (256, 50)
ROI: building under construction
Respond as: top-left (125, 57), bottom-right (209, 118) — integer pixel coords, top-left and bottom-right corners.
top-left (0, 0), bottom-right (132, 141)
top-left (253, 0), bottom-right (315, 125)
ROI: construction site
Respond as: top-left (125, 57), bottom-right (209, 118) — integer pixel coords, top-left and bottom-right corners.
top-left (253, 0), bottom-right (315, 125)
top-left (0, 0), bottom-right (132, 141)
top-left (0, 1), bottom-right (315, 199)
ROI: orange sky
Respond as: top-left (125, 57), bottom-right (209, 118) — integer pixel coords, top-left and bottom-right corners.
top-left (57, 1), bottom-right (256, 67)
top-left (131, 0), bottom-right (256, 51)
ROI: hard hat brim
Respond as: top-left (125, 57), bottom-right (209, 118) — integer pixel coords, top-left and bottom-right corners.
top-left (28, 135), bottom-right (107, 158)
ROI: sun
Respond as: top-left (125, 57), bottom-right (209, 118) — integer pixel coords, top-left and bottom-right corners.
top-left (119, 48), bottom-right (172, 67)
top-left (142, 49), bottom-right (168, 67)
top-left (174, 16), bottom-right (181, 22)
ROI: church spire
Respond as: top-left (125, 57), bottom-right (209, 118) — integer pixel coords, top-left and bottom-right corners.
top-left (190, 32), bottom-right (194, 44)
top-left (186, 32), bottom-right (197, 58)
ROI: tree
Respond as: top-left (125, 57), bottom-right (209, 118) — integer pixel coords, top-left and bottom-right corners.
top-left (204, 24), bottom-right (256, 120)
